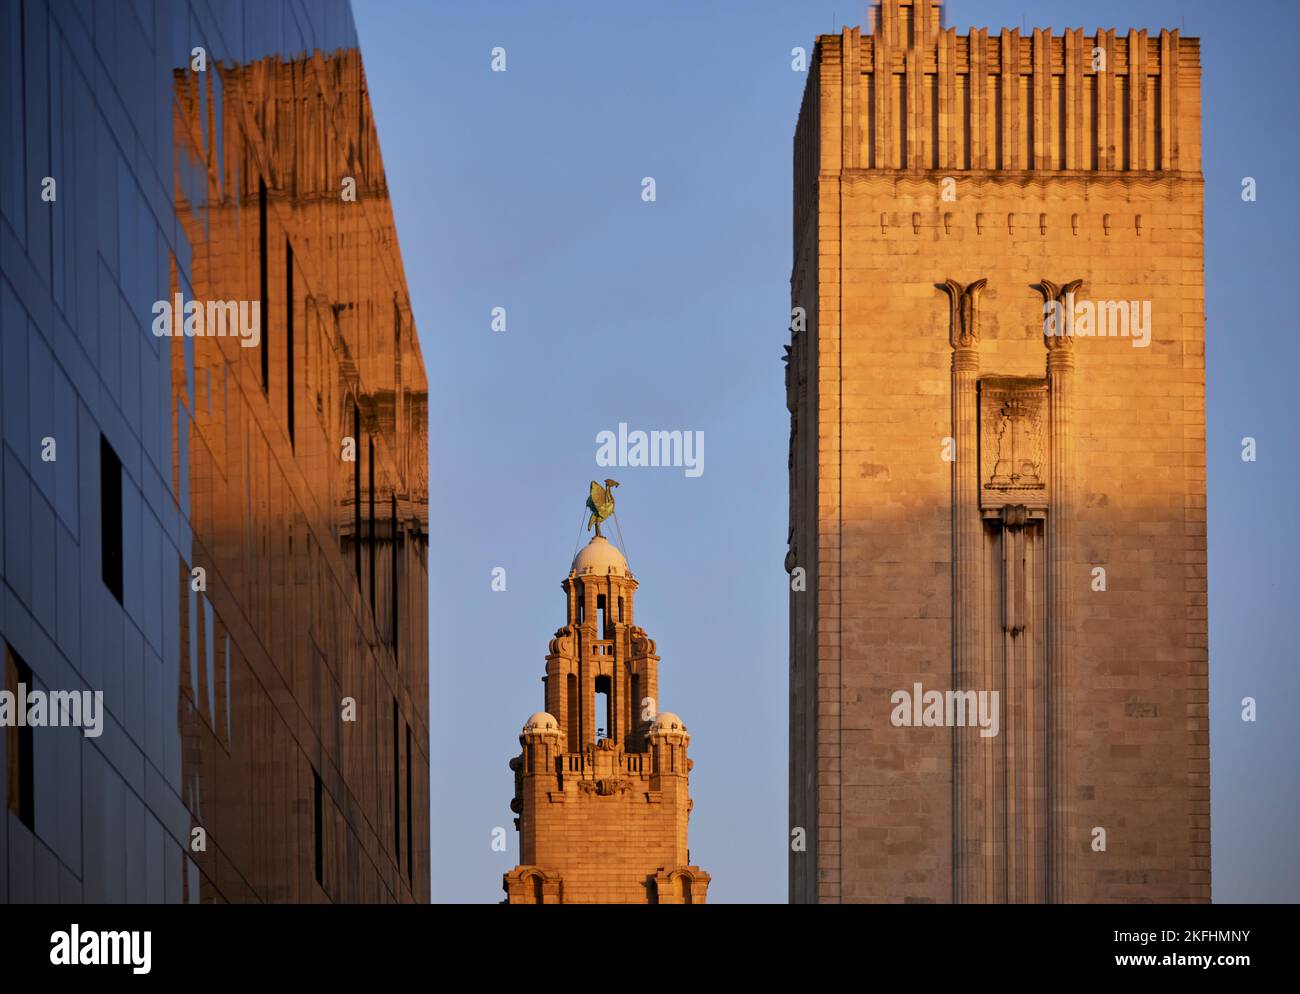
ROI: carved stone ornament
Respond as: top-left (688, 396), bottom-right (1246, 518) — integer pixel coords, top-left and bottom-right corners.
top-left (630, 626), bottom-right (656, 657)
top-left (938, 278), bottom-right (988, 350)
top-left (549, 625), bottom-right (573, 656)
top-left (1035, 278), bottom-right (1084, 352)
top-left (578, 777), bottom-right (632, 797)
top-left (979, 377), bottom-right (1049, 512)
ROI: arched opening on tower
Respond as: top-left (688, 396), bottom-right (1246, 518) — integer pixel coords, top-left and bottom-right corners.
top-left (594, 674), bottom-right (612, 742)
top-left (566, 673), bottom-right (578, 753)
top-left (630, 673), bottom-right (641, 742)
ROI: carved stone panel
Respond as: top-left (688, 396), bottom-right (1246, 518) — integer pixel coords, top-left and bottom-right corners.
top-left (979, 377), bottom-right (1049, 512)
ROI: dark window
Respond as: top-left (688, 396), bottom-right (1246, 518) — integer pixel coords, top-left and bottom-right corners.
top-left (313, 768), bottom-right (323, 888)
top-left (392, 698), bottom-right (400, 861)
top-left (596, 594), bottom-right (606, 638)
top-left (405, 723), bottom-right (413, 885)
top-left (5, 645), bottom-right (35, 831)
top-left (353, 403), bottom-right (362, 584)
top-left (391, 495), bottom-right (399, 662)
top-left (368, 437), bottom-right (376, 615)
top-left (286, 241), bottom-right (294, 447)
top-left (100, 435), bottom-right (123, 603)
top-left (259, 179), bottom-right (268, 392)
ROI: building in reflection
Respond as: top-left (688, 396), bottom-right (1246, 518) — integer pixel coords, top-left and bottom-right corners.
top-left (1, 0), bottom-right (428, 903)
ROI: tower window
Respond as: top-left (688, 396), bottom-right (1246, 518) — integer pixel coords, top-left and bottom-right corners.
top-left (595, 675), bottom-right (611, 742)
top-left (596, 594), bottom-right (606, 637)
top-left (631, 673), bottom-right (641, 735)
top-left (566, 674), bottom-right (578, 752)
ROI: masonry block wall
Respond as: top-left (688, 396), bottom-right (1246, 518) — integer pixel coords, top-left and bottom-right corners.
top-left (787, 0), bottom-right (1207, 904)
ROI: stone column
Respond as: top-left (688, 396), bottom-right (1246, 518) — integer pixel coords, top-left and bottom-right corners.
top-left (939, 278), bottom-right (987, 903)
top-left (1037, 279), bottom-right (1081, 903)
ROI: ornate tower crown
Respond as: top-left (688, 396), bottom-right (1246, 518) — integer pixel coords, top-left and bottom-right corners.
top-left (504, 497), bottom-right (709, 904)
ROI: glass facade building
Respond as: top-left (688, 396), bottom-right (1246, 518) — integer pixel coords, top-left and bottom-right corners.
top-left (1, 0), bottom-right (429, 902)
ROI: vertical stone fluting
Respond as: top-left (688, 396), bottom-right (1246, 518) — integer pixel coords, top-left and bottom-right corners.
top-left (1001, 507), bottom-right (1023, 902)
top-left (941, 278), bottom-right (987, 903)
top-left (1026, 521), bottom-right (1045, 903)
top-left (1038, 279), bottom-right (1081, 903)
top-left (997, 504), bottom-right (1043, 903)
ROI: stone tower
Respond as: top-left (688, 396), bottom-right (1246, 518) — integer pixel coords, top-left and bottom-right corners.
top-left (504, 535), bottom-right (710, 903)
top-left (787, 0), bottom-right (1207, 902)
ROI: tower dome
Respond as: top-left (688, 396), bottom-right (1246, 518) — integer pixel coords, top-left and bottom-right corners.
top-left (571, 535), bottom-right (629, 577)
top-left (523, 711), bottom-right (560, 734)
top-left (651, 712), bottom-right (686, 734)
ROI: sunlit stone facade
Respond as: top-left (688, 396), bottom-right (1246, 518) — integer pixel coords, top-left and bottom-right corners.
top-left (787, 0), bottom-right (1207, 904)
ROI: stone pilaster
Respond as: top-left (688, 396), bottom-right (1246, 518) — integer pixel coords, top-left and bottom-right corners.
top-left (1037, 279), bottom-right (1082, 904)
top-left (939, 278), bottom-right (987, 903)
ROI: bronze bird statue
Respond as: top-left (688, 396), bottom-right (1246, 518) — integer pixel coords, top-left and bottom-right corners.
top-left (586, 479), bottom-right (619, 538)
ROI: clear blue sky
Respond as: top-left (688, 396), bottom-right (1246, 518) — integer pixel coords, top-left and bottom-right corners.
top-left (352, 0), bottom-right (1300, 903)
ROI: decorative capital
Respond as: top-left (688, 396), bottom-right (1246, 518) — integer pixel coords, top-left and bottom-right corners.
top-left (938, 278), bottom-right (988, 351)
top-left (1034, 279), bottom-right (1084, 352)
